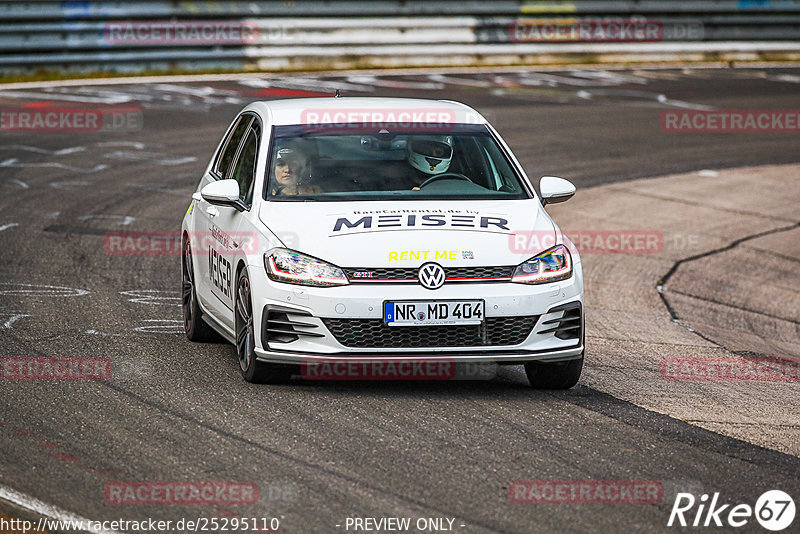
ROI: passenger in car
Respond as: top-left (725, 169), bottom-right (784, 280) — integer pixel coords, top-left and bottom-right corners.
top-left (270, 147), bottom-right (324, 196)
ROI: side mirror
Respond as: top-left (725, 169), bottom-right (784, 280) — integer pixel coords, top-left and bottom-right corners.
top-left (200, 179), bottom-right (246, 212)
top-left (540, 176), bottom-right (576, 206)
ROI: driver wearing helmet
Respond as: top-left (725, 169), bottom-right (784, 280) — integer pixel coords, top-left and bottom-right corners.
top-left (405, 135), bottom-right (454, 190)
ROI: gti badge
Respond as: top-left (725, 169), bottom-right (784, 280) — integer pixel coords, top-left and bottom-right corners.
top-left (418, 263), bottom-right (446, 290)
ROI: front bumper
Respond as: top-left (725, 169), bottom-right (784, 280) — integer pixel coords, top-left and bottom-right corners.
top-left (249, 262), bottom-right (584, 365)
top-left (255, 345), bottom-right (583, 364)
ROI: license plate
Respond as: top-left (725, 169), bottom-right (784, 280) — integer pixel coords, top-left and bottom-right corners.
top-left (384, 300), bottom-right (485, 327)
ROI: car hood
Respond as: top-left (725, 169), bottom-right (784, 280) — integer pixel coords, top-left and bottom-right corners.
top-left (259, 200), bottom-right (556, 268)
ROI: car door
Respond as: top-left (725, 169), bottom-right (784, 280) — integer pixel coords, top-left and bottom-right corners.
top-left (205, 116), bottom-right (263, 329)
top-left (194, 113), bottom-right (253, 319)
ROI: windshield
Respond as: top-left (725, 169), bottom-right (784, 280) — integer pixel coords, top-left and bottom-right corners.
top-left (264, 124), bottom-right (530, 201)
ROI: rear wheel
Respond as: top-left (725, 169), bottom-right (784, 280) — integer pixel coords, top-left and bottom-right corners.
top-left (524, 353), bottom-right (583, 389)
top-left (235, 268), bottom-right (293, 384)
top-left (182, 237), bottom-right (218, 342)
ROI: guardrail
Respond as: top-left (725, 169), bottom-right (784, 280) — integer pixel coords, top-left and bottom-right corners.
top-left (1, 1), bottom-right (799, 76)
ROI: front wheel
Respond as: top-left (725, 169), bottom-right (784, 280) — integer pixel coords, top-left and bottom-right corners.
top-left (235, 269), bottom-right (293, 384)
top-left (524, 353), bottom-right (583, 389)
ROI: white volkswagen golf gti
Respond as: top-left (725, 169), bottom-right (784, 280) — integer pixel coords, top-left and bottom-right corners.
top-left (181, 97), bottom-right (584, 388)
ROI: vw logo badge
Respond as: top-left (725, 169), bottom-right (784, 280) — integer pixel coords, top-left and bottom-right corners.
top-left (418, 262), bottom-right (446, 290)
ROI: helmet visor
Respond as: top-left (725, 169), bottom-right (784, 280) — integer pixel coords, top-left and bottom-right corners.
top-left (411, 140), bottom-right (452, 160)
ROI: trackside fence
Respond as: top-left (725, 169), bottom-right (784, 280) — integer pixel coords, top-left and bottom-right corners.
top-left (1, 0), bottom-right (799, 75)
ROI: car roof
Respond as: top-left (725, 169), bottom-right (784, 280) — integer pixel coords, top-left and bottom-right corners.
top-left (243, 97), bottom-right (489, 127)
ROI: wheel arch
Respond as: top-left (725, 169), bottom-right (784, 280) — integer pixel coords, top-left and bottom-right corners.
top-left (236, 259), bottom-right (248, 280)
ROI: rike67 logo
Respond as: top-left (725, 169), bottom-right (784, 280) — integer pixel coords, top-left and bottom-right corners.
top-left (668, 490), bottom-right (795, 531)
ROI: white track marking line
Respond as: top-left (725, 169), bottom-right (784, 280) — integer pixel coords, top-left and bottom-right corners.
top-left (9, 179), bottom-right (29, 189)
top-left (50, 181), bottom-right (90, 190)
top-left (95, 141), bottom-right (146, 150)
top-left (79, 215), bottom-right (135, 226)
top-left (85, 329), bottom-right (123, 337)
top-left (697, 170), bottom-right (720, 177)
top-left (133, 319), bottom-right (184, 334)
top-left (427, 74), bottom-right (493, 87)
top-left (346, 75), bottom-right (445, 90)
top-left (238, 77), bottom-right (375, 92)
top-left (770, 73), bottom-right (800, 83)
top-left (280, 76), bottom-right (376, 92)
top-left (567, 69), bottom-right (649, 85)
top-left (0, 89), bottom-right (131, 104)
top-left (0, 64), bottom-right (795, 90)
top-left (101, 150), bottom-right (196, 166)
top-left (0, 223), bottom-right (19, 233)
top-left (0, 145), bottom-right (87, 156)
top-left (631, 69), bottom-right (685, 81)
top-left (516, 72), bottom-right (602, 87)
top-left (0, 283), bottom-right (89, 297)
top-left (1, 314), bottom-right (29, 329)
top-left (656, 94), bottom-right (716, 110)
top-left (0, 485), bottom-right (123, 534)
top-left (150, 83), bottom-right (239, 97)
top-left (0, 159), bottom-right (107, 173)
top-left (120, 289), bottom-right (181, 306)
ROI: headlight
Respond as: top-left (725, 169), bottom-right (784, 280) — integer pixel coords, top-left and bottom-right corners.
top-left (264, 248), bottom-right (349, 287)
top-left (511, 245), bottom-right (572, 284)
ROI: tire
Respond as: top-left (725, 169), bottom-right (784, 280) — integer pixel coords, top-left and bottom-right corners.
top-left (235, 268), bottom-right (293, 384)
top-left (524, 353), bottom-right (583, 389)
top-left (182, 236), bottom-right (219, 342)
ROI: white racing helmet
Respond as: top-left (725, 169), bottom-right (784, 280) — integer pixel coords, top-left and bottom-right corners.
top-left (407, 136), bottom-right (454, 175)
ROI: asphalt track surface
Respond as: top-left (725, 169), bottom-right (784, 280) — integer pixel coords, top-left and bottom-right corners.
top-left (0, 67), bottom-right (799, 533)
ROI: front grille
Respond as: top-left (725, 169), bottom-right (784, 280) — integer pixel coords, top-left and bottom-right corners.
top-left (343, 266), bottom-right (513, 282)
top-left (344, 267), bottom-right (418, 281)
top-left (322, 316), bottom-right (538, 348)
